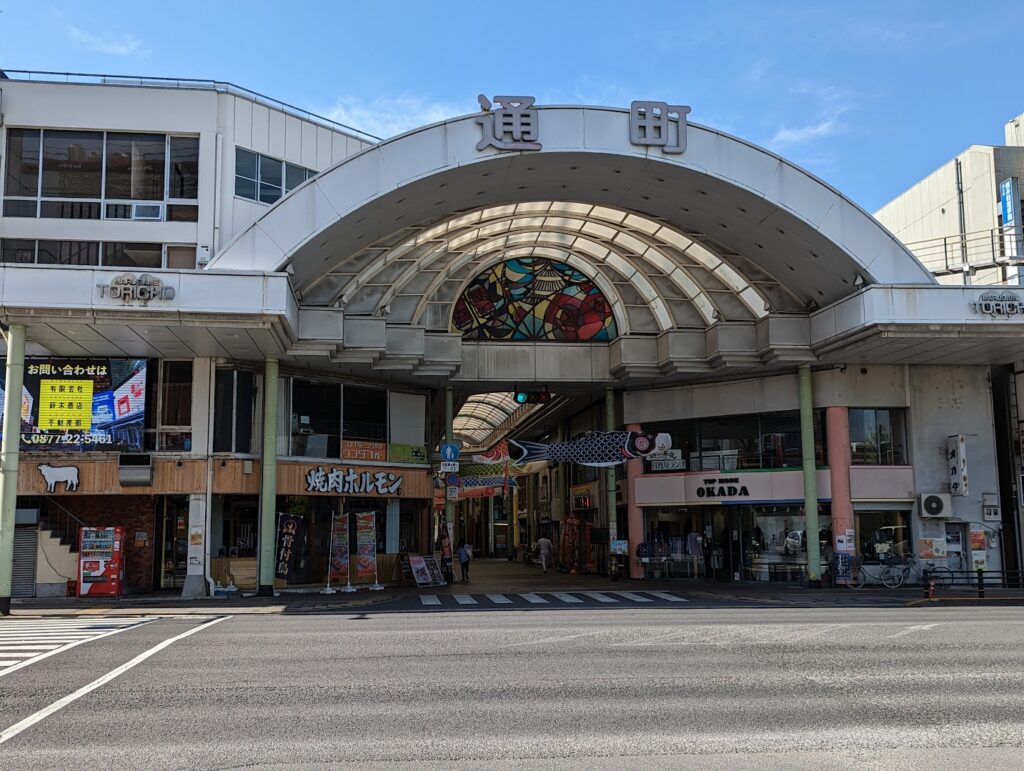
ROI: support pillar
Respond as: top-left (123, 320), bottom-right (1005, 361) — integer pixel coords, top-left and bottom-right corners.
top-left (605, 389), bottom-right (618, 578)
top-left (826, 406), bottom-right (854, 578)
top-left (181, 494), bottom-right (208, 598)
top-left (257, 359), bottom-right (279, 597)
top-left (0, 323), bottom-right (25, 616)
top-left (626, 422), bottom-right (645, 579)
top-left (799, 364), bottom-right (822, 587)
top-left (444, 386), bottom-right (454, 539)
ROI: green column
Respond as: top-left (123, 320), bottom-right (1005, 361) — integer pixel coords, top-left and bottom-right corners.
top-left (444, 386), bottom-right (454, 537)
top-left (0, 323), bottom-right (26, 616)
top-left (605, 388), bottom-right (618, 577)
top-left (257, 358), bottom-right (279, 596)
top-left (799, 363), bottom-right (821, 587)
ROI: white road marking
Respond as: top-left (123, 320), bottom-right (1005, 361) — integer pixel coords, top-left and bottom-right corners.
top-left (0, 618), bottom-right (159, 679)
top-left (579, 591), bottom-right (618, 603)
top-left (486, 594), bottom-right (513, 604)
top-left (614, 591), bottom-right (653, 602)
top-left (645, 591), bottom-right (689, 602)
top-left (453, 595), bottom-right (478, 605)
top-left (0, 615), bottom-right (230, 745)
top-left (551, 592), bottom-right (584, 604)
top-left (889, 623), bottom-right (938, 638)
top-left (503, 630), bottom-right (603, 647)
top-left (419, 595), bottom-right (442, 606)
top-left (520, 593), bottom-right (549, 604)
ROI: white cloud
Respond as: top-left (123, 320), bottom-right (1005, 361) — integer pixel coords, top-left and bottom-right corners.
top-left (325, 94), bottom-right (469, 140)
top-left (65, 25), bottom-right (147, 57)
top-left (768, 116), bottom-right (841, 148)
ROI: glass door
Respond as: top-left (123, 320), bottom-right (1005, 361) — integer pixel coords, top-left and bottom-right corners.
top-left (159, 496), bottom-right (189, 589)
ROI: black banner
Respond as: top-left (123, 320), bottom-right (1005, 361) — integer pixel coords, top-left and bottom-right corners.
top-left (275, 513), bottom-right (305, 580)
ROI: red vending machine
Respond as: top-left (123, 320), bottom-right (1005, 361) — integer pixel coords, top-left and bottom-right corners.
top-left (78, 527), bottom-right (125, 597)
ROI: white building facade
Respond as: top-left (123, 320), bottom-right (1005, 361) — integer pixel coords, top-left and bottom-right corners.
top-left (0, 73), bottom-right (1022, 611)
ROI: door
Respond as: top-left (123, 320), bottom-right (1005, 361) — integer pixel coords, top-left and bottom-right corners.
top-left (12, 527), bottom-right (38, 598)
top-left (159, 497), bottom-right (189, 589)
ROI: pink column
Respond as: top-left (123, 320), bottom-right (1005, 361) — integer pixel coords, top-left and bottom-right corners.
top-left (826, 406), bottom-right (854, 557)
top-left (626, 423), bottom-right (645, 579)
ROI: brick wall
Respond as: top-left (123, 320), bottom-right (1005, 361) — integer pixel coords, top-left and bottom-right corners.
top-left (45, 496), bottom-right (157, 593)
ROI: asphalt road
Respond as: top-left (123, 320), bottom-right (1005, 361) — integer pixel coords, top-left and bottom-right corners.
top-left (1, 605), bottom-right (1022, 769)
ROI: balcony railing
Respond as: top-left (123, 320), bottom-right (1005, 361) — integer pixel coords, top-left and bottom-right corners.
top-left (901, 226), bottom-right (1024, 277)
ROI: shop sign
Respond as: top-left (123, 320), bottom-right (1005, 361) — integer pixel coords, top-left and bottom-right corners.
top-left (304, 465), bottom-right (403, 495)
top-left (968, 290), bottom-right (1024, 317)
top-left (275, 513), bottom-right (304, 579)
top-left (982, 492), bottom-right (1000, 522)
top-left (476, 95), bottom-right (541, 151)
top-left (694, 476), bottom-right (750, 499)
top-left (97, 273), bottom-right (175, 305)
top-left (388, 443), bottom-right (428, 464)
top-left (946, 434), bottom-right (968, 496)
top-left (37, 463), bottom-right (80, 493)
top-left (342, 440), bottom-right (386, 462)
top-left (648, 449), bottom-right (684, 471)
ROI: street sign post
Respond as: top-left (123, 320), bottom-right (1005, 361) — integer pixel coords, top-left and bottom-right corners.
top-left (446, 485), bottom-right (459, 501)
top-left (440, 461), bottom-right (459, 472)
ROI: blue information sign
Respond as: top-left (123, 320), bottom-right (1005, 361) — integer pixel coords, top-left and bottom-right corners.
top-left (440, 443), bottom-right (460, 462)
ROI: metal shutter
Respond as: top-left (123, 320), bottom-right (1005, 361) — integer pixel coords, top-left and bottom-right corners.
top-left (12, 528), bottom-right (38, 598)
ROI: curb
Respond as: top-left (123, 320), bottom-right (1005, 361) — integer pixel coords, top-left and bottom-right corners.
top-left (905, 596), bottom-right (1024, 607)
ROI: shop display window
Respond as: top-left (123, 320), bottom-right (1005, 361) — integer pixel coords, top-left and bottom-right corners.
top-left (855, 510), bottom-right (910, 562)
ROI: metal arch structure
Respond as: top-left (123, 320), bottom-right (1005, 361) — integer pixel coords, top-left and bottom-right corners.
top-left (210, 104), bottom-right (937, 386)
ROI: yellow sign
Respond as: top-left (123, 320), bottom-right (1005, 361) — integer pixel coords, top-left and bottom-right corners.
top-left (38, 379), bottom-right (94, 431)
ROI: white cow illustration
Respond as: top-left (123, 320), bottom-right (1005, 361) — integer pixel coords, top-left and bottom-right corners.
top-left (37, 464), bottom-right (80, 493)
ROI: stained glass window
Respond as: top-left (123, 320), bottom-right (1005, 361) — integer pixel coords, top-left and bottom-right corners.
top-left (451, 258), bottom-right (618, 341)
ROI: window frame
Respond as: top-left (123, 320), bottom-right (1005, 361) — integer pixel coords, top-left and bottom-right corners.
top-left (233, 146), bottom-right (315, 205)
top-left (3, 128), bottom-right (199, 221)
top-left (0, 239), bottom-right (197, 270)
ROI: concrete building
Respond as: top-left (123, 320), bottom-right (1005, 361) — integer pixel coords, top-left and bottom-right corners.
top-left (1, 72), bottom-right (1023, 612)
top-left (875, 112), bottom-right (1024, 286)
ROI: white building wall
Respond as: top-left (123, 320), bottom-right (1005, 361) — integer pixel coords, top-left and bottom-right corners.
top-left (1006, 113), bottom-right (1024, 146)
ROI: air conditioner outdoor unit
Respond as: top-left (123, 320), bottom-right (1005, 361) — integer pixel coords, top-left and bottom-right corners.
top-left (919, 492), bottom-right (952, 518)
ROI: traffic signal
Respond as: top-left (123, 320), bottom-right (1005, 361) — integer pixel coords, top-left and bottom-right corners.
top-left (513, 390), bottom-right (551, 405)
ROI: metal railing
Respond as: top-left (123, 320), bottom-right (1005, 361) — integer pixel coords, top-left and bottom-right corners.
top-left (40, 496), bottom-right (86, 550)
top-left (922, 569), bottom-right (1024, 599)
top-left (901, 226), bottom-right (1024, 277)
top-left (0, 69), bottom-right (381, 144)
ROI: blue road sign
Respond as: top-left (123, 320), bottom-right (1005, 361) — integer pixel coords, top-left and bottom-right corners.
top-left (445, 472), bottom-right (461, 487)
top-left (440, 443), bottom-right (460, 462)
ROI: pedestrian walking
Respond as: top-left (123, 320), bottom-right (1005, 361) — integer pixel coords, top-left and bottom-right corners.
top-left (457, 540), bottom-right (473, 583)
top-left (535, 534), bottom-right (554, 574)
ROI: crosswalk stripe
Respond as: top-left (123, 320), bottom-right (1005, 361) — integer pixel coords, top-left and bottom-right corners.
top-left (453, 595), bottom-right (477, 605)
top-left (580, 591), bottom-right (618, 603)
top-left (645, 591), bottom-right (689, 602)
top-left (0, 645), bottom-right (62, 651)
top-left (551, 592), bottom-right (583, 604)
top-left (0, 661), bottom-right (21, 667)
top-left (0, 653), bottom-right (39, 659)
top-left (0, 617), bottom-right (154, 678)
top-left (486, 594), bottom-right (513, 604)
top-left (614, 591), bottom-right (652, 602)
top-left (520, 593), bottom-right (549, 604)
top-left (419, 595), bottom-right (442, 606)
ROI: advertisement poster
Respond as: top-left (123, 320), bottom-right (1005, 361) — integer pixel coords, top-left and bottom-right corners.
top-left (969, 525), bottom-right (988, 570)
top-left (0, 358), bottom-right (146, 452)
top-left (917, 538), bottom-right (947, 560)
top-left (355, 511), bottom-right (377, 579)
top-left (328, 510), bottom-right (350, 584)
top-left (408, 555), bottom-right (432, 586)
top-left (275, 513), bottom-right (305, 580)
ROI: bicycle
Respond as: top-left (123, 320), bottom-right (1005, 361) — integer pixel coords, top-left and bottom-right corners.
top-left (881, 553), bottom-right (954, 589)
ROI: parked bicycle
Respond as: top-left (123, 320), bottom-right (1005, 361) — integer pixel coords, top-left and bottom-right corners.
top-left (838, 553), bottom-right (953, 589)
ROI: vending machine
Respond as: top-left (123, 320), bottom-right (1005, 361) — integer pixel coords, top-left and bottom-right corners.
top-left (78, 526), bottom-right (125, 597)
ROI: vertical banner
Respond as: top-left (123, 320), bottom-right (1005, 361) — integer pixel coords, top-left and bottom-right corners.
top-left (946, 434), bottom-right (968, 497)
top-left (328, 510), bottom-right (350, 584)
top-left (275, 513), bottom-right (304, 580)
top-left (355, 511), bottom-right (377, 579)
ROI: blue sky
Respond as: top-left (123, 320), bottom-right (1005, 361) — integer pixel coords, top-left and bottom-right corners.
top-left (1, 1), bottom-right (1021, 211)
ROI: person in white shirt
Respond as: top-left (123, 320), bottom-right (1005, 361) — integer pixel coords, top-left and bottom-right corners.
top-left (535, 535), bottom-right (554, 574)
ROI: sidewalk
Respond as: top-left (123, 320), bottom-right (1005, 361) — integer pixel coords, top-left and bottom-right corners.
top-left (7, 558), bottom-right (1022, 616)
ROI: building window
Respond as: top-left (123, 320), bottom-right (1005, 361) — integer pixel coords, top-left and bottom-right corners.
top-left (855, 510), bottom-right (910, 562)
top-left (234, 147), bottom-right (314, 204)
top-left (214, 369), bottom-right (256, 454)
top-left (290, 379), bottom-right (340, 458)
top-left (105, 133), bottom-right (165, 200)
top-left (849, 408), bottom-right (907, 465)
top-left (3, 128), bottom-right (198, 220)
top-left (343, 386), bottom-right (387, 442)
top-left (0, 239), bottom-right (197, 269)
top-left (158, 361), bottom-right (193, 452)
